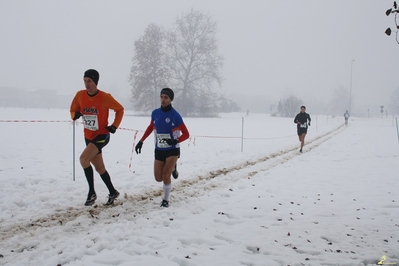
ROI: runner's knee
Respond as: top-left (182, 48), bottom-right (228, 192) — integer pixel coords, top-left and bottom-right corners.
top-left (79, 154), bottom-right (91, 167)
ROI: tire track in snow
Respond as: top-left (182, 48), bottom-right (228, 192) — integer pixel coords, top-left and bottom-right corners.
top-left (172, 123), bottom-right (346, 198)
top-left (0, 124), bottom-right (345, 243)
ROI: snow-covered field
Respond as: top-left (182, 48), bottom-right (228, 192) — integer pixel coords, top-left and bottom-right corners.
top-left (0, 108), bottom-right (398, 266)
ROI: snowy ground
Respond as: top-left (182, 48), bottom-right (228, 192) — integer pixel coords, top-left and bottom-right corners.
top-left (0, 108), bottom-right (398, 266)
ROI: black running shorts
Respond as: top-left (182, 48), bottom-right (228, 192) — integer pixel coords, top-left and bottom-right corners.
top-left (297, 128), bottom-right (307, 136)
top-left (155, 148), bottom-right (180, 162)
top-left (85, 134), bottom-right (110, 154)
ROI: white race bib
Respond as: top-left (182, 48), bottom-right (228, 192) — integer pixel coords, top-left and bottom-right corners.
top-left (83, 115), bottom-right (99, 131)
top-left (300, 123), bottom-right (307, 128)
top-left (157, 133), bottom-right (172, 148)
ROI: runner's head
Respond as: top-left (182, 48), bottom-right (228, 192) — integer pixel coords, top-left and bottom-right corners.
top-left (84, 69), bottom-right (99, 85)
top-left (300, 106), bottom-right (306, 113)
top-left (160, 88), bottom-right (174, 101)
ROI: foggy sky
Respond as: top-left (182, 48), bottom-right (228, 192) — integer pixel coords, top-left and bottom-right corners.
top-left (0, 0), bottom-right (398, 113)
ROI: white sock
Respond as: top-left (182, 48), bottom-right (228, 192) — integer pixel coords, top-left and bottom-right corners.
top-left (163, 183), bottom-right (172, 201)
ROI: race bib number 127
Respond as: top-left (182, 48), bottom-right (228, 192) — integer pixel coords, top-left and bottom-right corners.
top-left (83, 115), bottom-right (99, 131)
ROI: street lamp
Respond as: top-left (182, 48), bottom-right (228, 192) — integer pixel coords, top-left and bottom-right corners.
top-left (349, 59), bottom-right (355, 114)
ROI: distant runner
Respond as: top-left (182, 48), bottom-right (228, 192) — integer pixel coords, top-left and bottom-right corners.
top-left (344, 110), bottom-right (350, 125)
top-left (70, 69), bottom-right (124, 206)
top-left (294, 105), bottom-right (311, 153)
top-left (135, 88), bottom-right (190, 208)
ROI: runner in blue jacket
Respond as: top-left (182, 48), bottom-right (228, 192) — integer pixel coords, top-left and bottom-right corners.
top-left (135, 88), bottom-right (190, 207)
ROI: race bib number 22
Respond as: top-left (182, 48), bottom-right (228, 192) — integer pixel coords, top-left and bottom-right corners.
top-left (157, 133), bottom-right (172, 148)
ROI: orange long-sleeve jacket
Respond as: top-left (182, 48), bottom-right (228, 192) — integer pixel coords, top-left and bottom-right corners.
top-left (70, 90), bottom-right (124, 140)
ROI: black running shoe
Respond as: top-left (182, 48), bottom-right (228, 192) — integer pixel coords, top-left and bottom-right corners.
top-left (105, 190), bottom-right (120, 206)
top-left (172, 165), bottom-right (179, 179)
top-left (160, 199), bottom-right (169, 208)
top-left (299, 149), bottom-right (303, 153)
top-left (85, 193), bottom-right (97, 206)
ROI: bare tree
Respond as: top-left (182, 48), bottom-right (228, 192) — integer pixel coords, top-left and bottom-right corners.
top-left (217, 95), bottom-right (241, 113)
top-left (277, 95), bottom-right (302, 117)
top-left (165, 9), bottom-right (224, 116)
top-left (129, 24), bottom-right (169, 112)
top-left (385, 1), bottom-right (399, 44)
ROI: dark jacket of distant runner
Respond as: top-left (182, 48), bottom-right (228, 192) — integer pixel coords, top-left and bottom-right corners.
top-left (294, 112), bottom-right (311, 129)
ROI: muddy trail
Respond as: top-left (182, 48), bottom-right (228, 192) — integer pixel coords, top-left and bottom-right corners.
top-left (0, 124), bottom-right (345, 243)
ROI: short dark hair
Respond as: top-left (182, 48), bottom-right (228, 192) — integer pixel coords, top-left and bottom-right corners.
top-left (300, 106), bottom-right (306, 109)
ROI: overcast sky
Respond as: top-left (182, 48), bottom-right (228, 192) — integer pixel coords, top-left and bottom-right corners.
top-left (0, 0), bottom-right (398, 112)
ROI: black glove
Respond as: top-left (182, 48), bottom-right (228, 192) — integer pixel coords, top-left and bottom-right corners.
top-left (135, 141), bottom-right (143, 154)
top-left (107, 125), bottom-right (117, 134)
top-left (73, 111), bottom-right (82, 121)
top-left (164, 138), bottom-right (179, 146)
top-left (308, 123), bottom-right (311, 126)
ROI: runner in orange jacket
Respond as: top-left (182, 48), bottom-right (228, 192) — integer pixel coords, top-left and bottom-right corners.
top-left (70, 69), bottom-right (124, 206)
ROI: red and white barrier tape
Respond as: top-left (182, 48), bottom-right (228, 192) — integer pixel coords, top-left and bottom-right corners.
top-left (0, 120), bottom-right (294, 140)
top-left (0, 120), bottom-right (71, 123)
top-left (129, 131), bottom-right (138, 171)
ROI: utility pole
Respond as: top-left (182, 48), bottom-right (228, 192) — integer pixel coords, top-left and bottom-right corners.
top-left (349, 59), bottom-right (355, 114)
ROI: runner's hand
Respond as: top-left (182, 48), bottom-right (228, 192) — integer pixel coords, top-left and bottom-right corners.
top-left (73, 111), bottom-right (82, 120)
top-left (164, 138), bottom-right (178, 145)
top-left (107, 125), bottom-right (117, 133)
top-left (135, 141), bottom-right (143, 154)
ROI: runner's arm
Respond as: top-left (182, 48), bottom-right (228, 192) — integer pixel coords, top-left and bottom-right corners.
top-left (140, 122), bottom-right (154, 142)
top-left (176, 123), bottom-right (190, 143)
top-left (294, 114), bottom-right (299, 124)
top-left (70, 92), bottom-right (81, 120)
top-left (104, 93), bottom-right (124, 128)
